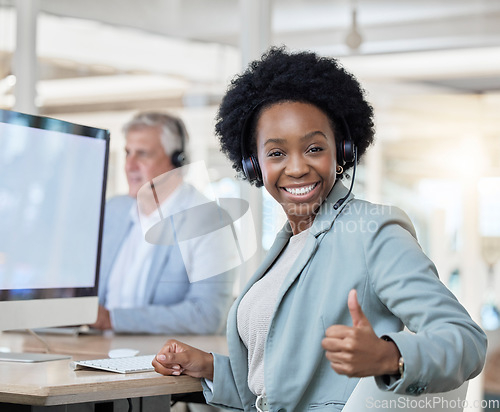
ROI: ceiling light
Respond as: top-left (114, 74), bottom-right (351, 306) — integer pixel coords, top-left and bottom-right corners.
top-left (345, 4), bottom-right (363, 51)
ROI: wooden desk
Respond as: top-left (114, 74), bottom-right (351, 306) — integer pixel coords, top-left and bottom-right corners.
top-left (0, 331), bottom-right (227, 411)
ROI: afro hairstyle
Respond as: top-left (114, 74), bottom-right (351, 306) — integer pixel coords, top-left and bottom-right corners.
top-left (215, 46), bottom-right (375, 186)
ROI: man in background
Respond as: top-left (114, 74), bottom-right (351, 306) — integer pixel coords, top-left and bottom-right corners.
top-left (91, 111), bottom-right (234, 336)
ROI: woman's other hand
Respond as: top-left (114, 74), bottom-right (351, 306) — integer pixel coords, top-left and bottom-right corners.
top-left (322, 289), bottom-right (400, 377)
top-left (153, 339), bottom-right (215, 380)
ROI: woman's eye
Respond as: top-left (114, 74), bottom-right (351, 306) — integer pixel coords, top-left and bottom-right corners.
top-left (309, 146), bottom-right (323, 153)
top-left (268, 151), bottom-right (283, 157)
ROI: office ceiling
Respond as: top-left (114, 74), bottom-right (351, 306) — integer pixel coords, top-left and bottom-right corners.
top-left (2, 0), bottom-right (500, 88)
top-left (1, 0), bottom-right (499, 185)
top-left (30, 0), bottom-right (500, 55)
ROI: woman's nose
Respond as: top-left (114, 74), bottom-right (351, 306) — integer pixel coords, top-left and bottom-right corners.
top-left (285, 154), bottom-right (309, 177)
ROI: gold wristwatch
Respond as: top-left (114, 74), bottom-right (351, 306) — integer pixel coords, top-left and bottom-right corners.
top-left (398, 356), bottom-right (405, 376)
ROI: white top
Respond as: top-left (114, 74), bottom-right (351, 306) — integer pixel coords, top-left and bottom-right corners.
top-left (105, 186), bottom-right (181, 312)
top-left (237, 228), bottom-right (310, 396)
top-left (104, 204), bottom-right (154, 310)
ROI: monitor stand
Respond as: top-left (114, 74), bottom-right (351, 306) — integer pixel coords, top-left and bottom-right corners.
top-left (0, 329), bottom-right (71, 362)
top-left (0, 352), bottom-right (71, 363)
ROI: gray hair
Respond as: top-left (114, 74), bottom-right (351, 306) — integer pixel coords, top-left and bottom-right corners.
top-left (122, 111), bottom-right (188, 156)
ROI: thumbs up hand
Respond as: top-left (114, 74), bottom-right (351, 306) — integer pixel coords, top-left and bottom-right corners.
top-left (321, 289), bottom-right (401, 377)
top-left (347, 288), bottom-right (370, 328)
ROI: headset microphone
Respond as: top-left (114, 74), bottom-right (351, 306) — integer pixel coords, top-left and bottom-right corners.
top-left (333, 144), bottom-right (357, 210)
top-left (333, 118), bottom-right (357, 210)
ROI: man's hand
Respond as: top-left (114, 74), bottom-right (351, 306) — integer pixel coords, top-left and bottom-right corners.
top-left (89, 305), bottom-right (112, 330)
top-left (321, 289), bottom-right (400, 377)
top-left (153, 339), bottom-right (214, 380)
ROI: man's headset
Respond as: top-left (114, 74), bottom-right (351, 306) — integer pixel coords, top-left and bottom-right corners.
top-left (240, 103), bottom-right (357, 209)
top-left (169, 117), bottom-right (188, 168)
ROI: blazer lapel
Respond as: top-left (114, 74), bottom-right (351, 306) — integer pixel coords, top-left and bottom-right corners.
top-left (102, 220), bottom-right (132, 277)
top-left (142, 244), bottom-right (173, 303)
top-left (98, 201), bottom-right (134, 303)
top-left (242, 228), bottom-right (292, 296)
top-left (225, 226), bottom-right (292, 408)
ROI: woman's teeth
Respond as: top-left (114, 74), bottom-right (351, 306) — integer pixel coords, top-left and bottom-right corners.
top-left (284, 183), bottom-right (317, 195)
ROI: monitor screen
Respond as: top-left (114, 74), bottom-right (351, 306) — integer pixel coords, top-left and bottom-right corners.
top-left (0, 109), bottom-right (109, 332)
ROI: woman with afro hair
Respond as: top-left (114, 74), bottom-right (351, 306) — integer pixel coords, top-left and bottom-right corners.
top-left (154, 47), bottom-right (486, 411)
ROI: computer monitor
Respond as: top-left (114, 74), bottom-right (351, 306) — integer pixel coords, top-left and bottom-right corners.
top-left (0, 109), bottom-right (109, 360)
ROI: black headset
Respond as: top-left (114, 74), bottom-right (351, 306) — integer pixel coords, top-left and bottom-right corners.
top-left (170, 117), bottom-right (188, 168)
top-left (240, 103), bottom-right (357, 196)
top-left (240, 102), bottom-right (265, 186)
top-left (333, 117), bottom-right (358, 210)
top-left (339, 117), bottom-right (356, 165)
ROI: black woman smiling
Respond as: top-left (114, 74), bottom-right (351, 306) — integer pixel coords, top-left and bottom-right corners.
top-left (153, 47), bottom-right (486, 412)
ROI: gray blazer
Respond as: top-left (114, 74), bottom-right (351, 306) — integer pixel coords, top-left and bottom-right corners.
top-left (98, 184), bottom-right (234, 334)
top-left (203, 181), bottom-right (487, 411)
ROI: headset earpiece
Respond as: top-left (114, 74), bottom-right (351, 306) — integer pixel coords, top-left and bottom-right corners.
top-left (339, 117), bottom-right (356, 165)
top-left (342, 139), bottom-right (355, 164)
top-left (240, 102), bottom-right (265, 186)
top-left (170, 118), bottom-right (188, 168)
top-left (241, 154), bottom-right (262, 184)
top-left (171, 150), bottom-right (186, 168)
